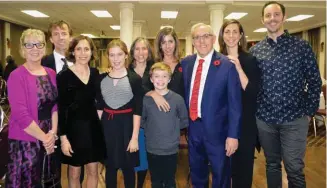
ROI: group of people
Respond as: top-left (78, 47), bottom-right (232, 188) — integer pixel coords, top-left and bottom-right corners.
top-left (5, 1), bottom-right (322, 188)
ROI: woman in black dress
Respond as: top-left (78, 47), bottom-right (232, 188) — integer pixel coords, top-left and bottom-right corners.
top-left (96, 39), bottom-right (143, 188)
top-left (57, 35), bottom-right (105, 188)
top-left (218, 19), bottom-right (260, 188)
top-left (152, 27), bottom-right (184, 112)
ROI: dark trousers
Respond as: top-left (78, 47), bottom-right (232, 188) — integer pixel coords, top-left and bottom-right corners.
top-left (137, 170), bottom-right (147, 188)
top-left (257, 117), bottom-right (309, 188)
top-left (147, 152), bottom-right (177, 188)
top-left (231, 127), bottom-right (257, 188)
top-left (105, 166), bottom-right (135, 188)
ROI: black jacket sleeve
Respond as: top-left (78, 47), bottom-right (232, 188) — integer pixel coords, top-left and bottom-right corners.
top-left (128, 70), bottom-right (145, 116)
top-left (240, 53), bottom-right (261, 101)
top-left (57, 71), bottom-right (68, 136)
top-left (95, 73), bottom-right (106, 110)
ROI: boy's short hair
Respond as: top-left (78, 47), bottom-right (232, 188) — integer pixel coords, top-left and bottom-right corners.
top-left (150, 62), bottom-right (172, 78)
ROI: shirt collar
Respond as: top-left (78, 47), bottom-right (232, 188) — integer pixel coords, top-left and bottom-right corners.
top-left (53, 50), bottom-right (66, 62)
top-left (266, 30), bottom-right (290, 44)
top-left (196, 49), bottom-right (214, 63)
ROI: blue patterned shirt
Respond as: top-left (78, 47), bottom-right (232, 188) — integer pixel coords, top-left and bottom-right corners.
top-left (250, 31), bottom-right (322, 124)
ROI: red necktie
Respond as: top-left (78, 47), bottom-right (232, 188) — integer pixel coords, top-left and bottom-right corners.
top-left (189, 59), bottom-right (205, 121)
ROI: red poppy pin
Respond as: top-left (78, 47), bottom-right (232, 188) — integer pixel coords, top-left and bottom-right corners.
top-left (178, 67), bottom-right (182, 72)
top-left (213, 60), bottom-right (221, 66)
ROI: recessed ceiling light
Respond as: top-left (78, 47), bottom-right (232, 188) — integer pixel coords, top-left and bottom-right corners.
top-left (286, 15), bottom-right (314, 21)
top-left (21, 10), bottom-right (49, 18)
top-left (90, 10), bottom-right (112, 18)
top-left (254, 28), bottom-right (267, 32)
top-left (161, 11), bottom-right (178, 19)
top-left (81, 34), bottom-right (96, 38)
top-left (110, 25), bottom-right (120, 30)
top-left (224, 12), bottom-right (248, 20)
top-left (160, 25), bottom-right (173, 30)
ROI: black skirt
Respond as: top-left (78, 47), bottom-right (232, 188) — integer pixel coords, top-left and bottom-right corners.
top-left (101, 102), bottom-right (139, 168)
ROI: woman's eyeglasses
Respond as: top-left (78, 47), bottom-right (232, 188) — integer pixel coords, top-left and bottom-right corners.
top-left (23, 43), bottom-right (45, 49)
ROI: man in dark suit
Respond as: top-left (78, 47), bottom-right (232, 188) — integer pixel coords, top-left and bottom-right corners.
top-left (41, 20), bottom-right (84, 187)
top-left (42, 20), bottom-right (73, 73)
top-left (181, 23), bottom-right (242, 188)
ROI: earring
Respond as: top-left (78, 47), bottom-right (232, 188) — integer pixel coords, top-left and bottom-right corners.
top-left (238, 41), bottom-right (241, 46)
top-left (72, 52), bottom-right (75, 56)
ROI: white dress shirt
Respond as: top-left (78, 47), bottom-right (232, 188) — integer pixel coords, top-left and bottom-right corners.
top-left (189, 49), bottom-right (214, 118)
top-left (53, 50), bottom-right (73, 73)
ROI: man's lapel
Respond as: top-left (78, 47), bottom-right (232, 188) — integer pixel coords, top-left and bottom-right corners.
top-left (49, 54), bottom-right (57, 72)
top-left (201, 51), bottom-right (222, 106)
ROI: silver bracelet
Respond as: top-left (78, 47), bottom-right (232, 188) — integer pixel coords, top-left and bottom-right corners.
top-left (49, 130), bottom-right (58, 140)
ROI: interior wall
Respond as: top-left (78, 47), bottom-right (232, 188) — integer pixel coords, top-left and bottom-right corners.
top-left (10, 23), bottom-right (28, 65)
top-left (319, 26), bottom-right (326, 80)
top-left (0, 20), bottom-right (3, 69)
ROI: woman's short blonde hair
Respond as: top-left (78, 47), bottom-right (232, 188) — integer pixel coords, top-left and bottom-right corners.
top-left (149, 62), bottom-right (172, 78)
top-left (19, 29), bottom-right (46, 58)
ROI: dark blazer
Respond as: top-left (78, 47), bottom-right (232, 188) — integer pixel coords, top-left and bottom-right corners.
top-left (238, 51), bottom-right (261, 152)
top-left (169, 63), bottom-right (184, 99)
top-left (181, 50), bottom-right (242, 144)
top-left (129, 60), bottom-right (154, 94)
top-left (238, 51), bottom-right (260, 130)
top-left (41, 54), bottom-right (56, 72)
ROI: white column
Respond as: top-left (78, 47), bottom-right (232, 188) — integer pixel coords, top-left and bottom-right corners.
top-left (302, 30), bottom-right (309, 41)
top-left (209, 4), bottom-right (225, 51)
top-left (4, 22), bottom-right (11, 57)
top-left (133, 20), bottom-right (145, 40)
top-left (185, 32), bottom-right (193, 56)
top-left (319, 26), bottom-right (326, 79)
top-left (120, 3), bottom-right (134, 50)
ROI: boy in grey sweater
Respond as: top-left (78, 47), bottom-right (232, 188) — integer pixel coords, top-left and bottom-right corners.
top-left (141, 62), bottom-right (188, 188)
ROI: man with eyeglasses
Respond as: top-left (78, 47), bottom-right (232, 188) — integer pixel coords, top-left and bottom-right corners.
top-left (41, 20), bottom-right (84, 187)
top-left (181, 23), bottom-right (242, 187)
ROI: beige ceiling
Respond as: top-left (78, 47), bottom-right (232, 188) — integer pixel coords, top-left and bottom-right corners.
top-left (0, 1), bottom-right (326, 41)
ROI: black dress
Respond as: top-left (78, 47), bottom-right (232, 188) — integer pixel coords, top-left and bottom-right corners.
top-left (57, 68), bottom-right (105, 166)
top-left (129, 60), bottom-right (154, 94)
top-left (231, 51), bottom-right (260, 188)
top-left (96, 69), bottom-right (144, 168)
top-left (168, 63), bottom-right (185, 99)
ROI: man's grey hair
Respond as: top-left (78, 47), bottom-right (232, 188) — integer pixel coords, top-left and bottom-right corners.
top-left (191, 23), bottom-right (214, 37)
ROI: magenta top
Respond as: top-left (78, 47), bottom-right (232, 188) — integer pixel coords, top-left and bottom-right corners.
top-left (7, 65), bottom-right (57, 142)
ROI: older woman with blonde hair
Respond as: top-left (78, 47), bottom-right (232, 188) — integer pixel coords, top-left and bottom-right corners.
top-left (6, 29), bottom-right (58, 187)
